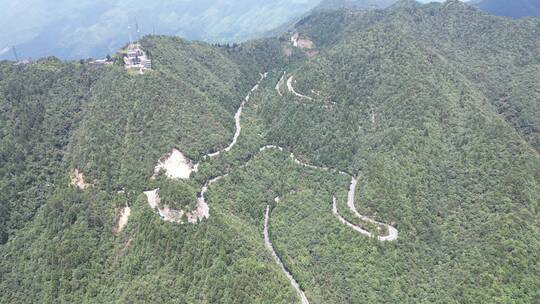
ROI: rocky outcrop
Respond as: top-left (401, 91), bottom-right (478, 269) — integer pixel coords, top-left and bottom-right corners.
top-left (114, 206), bottom-right (131, 233)
top-left (153, 149), bottom-right (196, 180)
top-left (70, 168), bottom-right (91, 190)
top-left (144, 189), bottom-right (208, 224)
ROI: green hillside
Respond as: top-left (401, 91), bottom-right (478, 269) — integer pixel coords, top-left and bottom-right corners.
top-left (261, 3), bottom-right (539, 301)
top-left (0, 36), bottom-right (299, 303)
top-left (289, 0), bottom-right (540, 151)
top-left (0, 59), bottom-right (105, 243)
top-left (1, 1), bottom-right (539, 303)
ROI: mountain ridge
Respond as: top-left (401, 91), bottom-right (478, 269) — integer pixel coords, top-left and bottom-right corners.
top-left (0, 1), bottom-right (539, 303)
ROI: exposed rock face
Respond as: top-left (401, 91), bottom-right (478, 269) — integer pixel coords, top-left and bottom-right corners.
top-left (144, 189), bottom-right (209, 224)
top-left (153, 149), bottom-right (196, 180)
top-left (70, 168), bottom-right (91, 190)
top-left (114, 206), bottom-right (131, 233)
top-left (291, 32), bottom-right (314, 49)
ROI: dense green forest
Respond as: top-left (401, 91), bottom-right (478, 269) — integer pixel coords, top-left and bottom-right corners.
top-left (1, 1), bottom-right (539, 303)
top-left (0, 59), bottom-right (105, 244)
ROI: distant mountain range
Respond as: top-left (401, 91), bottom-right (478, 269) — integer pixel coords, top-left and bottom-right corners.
top-left (1, 0), bottom-right (538, 61)
top-left (0, 0), bottom-right (322, 60)
top-left (472, 0), bottom-right (540, 18)
top-left (313, 0), bottom-right (396, 11)
top-left (315, 0), bottom-right (540, 19)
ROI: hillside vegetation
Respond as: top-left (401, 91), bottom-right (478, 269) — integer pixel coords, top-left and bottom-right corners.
top-left (1, 1), bottom-right (539, 303)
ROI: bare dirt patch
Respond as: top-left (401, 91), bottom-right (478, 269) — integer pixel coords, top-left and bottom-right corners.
top-left (144, 189), bottom-right (209, 224)
top-left (70, 168), bottom-right (91, 190)
top-left (114, 206), bottom-right (131, 233)
top-left (291, 33), bottom-right (314, 49)
top-left (153, 149), bottom-right (196, 180)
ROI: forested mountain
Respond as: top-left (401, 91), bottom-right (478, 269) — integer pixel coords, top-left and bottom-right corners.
top-left (472, 0), bottom-right (540, 18)
top-left (1, 0), bottom-right (539, 303)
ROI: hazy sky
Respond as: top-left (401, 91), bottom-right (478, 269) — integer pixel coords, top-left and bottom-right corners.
top-left (417, 0), bottom-right (470, 2)
top-left (0, 0), bottom-right (476, 60)
top-left (0, 0), bottom-right (323, 60)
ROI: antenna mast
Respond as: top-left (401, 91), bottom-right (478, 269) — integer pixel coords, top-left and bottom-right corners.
top-left (128, 25), bottom-right (133, 45)
top-left (12, 46), bottom-right (19, 61)
top-left (135, 17), bottom-right (140, 41)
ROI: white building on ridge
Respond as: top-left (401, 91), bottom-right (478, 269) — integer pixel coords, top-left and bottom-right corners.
top-left (123, 43), bottom-right (152, 73)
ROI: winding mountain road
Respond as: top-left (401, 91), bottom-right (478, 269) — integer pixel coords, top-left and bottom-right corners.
top-left (146, 73), bottom-right (267, 223)
top-left (196, 73), bottom-right (267, 213)
top-left (345, 177), bottom-right (398, 241)
top-left (145, 71), bottom-right (399, 303)
top-left (286, 74), bottom-right (337, 109)
top-left (259, 145), bottom-right (398, 242)
top-left (287, 75), bottom-right (313, 100)
top-left (276, 71), bottom-right (286, 96)
top-left (149, 70), bottom-right (398, 240)
top-left (203, 73), bottom-right (268, 160)
top-left (264, 205), bottom-right (310, 304)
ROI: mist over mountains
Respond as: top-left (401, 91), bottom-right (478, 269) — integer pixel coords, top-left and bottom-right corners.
top-left (473, 0), bottom-right (540, 19)
top-left (0, 0), bottom-right (322, 60)
top-left (1, 0), bottom-right (536, 61)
